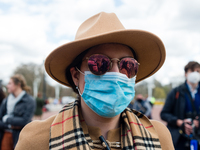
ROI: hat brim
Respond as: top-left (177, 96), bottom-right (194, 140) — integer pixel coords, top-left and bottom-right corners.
top-left (45, 29), bottom-right (165, 86)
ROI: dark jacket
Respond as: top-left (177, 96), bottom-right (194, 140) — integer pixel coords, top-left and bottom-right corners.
top-left (160, 81), bottom-right (200, 146)
top-left (0, 92), bottom-right (36, 148)
top-left (34, 97), bottom-right (44, 116)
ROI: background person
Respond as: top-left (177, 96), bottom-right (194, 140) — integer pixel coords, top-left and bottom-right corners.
top-left (146, 96), bottom-right (156, 119)
top-left (132, 94), bottom-right (152, 118)
top-left (147, 96), bottom-right (156, 108)
top-left (15, 12), bottom-right (174, 150)
top-left (0, 74), bottom-right (36, 149)
top-left (161, 61), bottom-right (200, 150)
top-left (33, 93), bottom-right (45, 120)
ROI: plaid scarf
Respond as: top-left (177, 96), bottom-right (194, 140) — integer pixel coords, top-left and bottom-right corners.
top-left (49, 100), bottom-right (161, 150)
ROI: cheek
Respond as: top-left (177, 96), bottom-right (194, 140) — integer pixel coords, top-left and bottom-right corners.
top-left (185, 71), bottom-right (192, 78)
top-left (7, 86), bottom-right (14, 93)
top-left (79, 74), bottom-right (85, 93)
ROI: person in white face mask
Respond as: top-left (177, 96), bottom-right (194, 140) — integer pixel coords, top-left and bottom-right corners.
top-left (161, 61), bottom-right (200, 150)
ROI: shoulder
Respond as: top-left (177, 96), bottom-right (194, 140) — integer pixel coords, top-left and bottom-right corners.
top-left (22, 93), bottom-right (35, 102)
top-left (151, 120), bottom-right (174, 150)
top-left (166, 85), bottom-right (182, 99)
top-left (177, 82), bottom-right (187, 91)
top-left (24, 93), bottom-right (34, 99)
top-left (15, 115), bottom-right (56, 150)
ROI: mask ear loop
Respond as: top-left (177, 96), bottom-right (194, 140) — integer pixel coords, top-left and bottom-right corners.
top-left (75, 67), bottom-right (84, 96)
top-left (76, 85), bottom-right (82, 96)
top-left (76, 67), bottom-right (85, 75)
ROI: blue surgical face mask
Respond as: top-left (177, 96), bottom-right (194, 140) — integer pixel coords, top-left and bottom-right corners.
top-left (77, 71), bottom-right (136, 118)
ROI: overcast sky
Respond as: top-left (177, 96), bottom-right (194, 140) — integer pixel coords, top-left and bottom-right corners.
top-left (0, 0), bottom-right (200, 86)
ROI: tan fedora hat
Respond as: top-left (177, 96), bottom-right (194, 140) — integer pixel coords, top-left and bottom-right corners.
top-left (45, 12), bottom-right (165, 86)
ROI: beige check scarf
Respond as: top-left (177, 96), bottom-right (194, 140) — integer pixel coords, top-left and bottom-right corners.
top-left (49, 100), bottom-right (161, 150)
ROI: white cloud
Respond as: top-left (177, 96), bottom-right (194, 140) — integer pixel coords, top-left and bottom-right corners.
top-left (0, 0), bottom-right (200, 87)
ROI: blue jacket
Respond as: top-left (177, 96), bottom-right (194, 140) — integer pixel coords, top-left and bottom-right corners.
top-left (161, 81), bottom-right (200, 146)
top-left (0, 92), bottom-right (36, 148)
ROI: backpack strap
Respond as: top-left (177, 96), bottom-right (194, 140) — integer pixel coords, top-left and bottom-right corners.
top-left (175, 91), bottom-right (179, 100)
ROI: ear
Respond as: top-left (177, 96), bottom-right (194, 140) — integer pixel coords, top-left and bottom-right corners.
top-left (70, 67), bottom-right (80, 86)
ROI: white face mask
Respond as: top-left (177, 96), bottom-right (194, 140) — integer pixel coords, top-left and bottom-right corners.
top-left (187, 71), bottom-right (200, 84)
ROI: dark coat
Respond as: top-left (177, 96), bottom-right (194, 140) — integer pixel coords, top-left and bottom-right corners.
top-left (0, 92), bottom-right (36, 148)
top-left (160, 81), bottom-right (200, 146)
top-left (34, 97), bottom-right (44, 116)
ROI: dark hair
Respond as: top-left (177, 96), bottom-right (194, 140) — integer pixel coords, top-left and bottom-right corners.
top-left (0, 88), bottom-right (5, 105)
top-left (65, 49), bottom-right (90, 93)
top-left (65, 43), bottom-right (137, 94)
top-left (184, 61), bottom-right (200, 73)
top-left (11, 74), bottom-right (31, 92)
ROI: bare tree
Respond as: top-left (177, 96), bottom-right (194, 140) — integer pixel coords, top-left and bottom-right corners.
top-left (14, 63), bottom-right (43, 95)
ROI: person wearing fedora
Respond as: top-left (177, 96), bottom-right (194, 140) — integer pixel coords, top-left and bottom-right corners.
top-left (15, 12), bottom-right (174, 150)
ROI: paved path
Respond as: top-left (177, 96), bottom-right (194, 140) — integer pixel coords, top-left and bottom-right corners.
top-left (41, 111), bottom-right (59, 120)
top-left (151, 105), bottom-right (166, 125)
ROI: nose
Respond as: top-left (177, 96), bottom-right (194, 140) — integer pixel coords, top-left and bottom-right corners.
top-left (109, 60), bottom-right (120, 72)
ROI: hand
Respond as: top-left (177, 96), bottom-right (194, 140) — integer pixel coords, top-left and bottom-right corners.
top-left (177, 119), bottom-right (184, 127)
top-left (184, 119), bottom-right (193, 135)
top-left (193, 116), bottom-right (199, 128)
top-left (2, 115), bottom-right (9, 123)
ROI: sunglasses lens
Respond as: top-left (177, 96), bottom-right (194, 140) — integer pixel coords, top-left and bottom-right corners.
top-left (88, 54), bottom-right (110, 75)
top-left (119, 58), bottom-right (138, 78)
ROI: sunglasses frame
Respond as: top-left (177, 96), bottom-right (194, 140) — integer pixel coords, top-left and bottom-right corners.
top-left (85, 54), bottom-right (139, 78)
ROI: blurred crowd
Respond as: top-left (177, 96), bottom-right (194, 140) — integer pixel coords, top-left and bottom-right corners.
top-left (128, 94), bottom-right (155, 119)
top-left (0, 60), bottom-right (200, 150)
